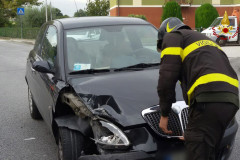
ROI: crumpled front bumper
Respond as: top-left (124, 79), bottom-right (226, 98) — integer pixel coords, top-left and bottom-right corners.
top-left (79, 151), bottom-right (154, 160)
top-left (79, 118), bottom-right (238, 160)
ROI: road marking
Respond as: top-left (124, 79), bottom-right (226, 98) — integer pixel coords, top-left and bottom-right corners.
top-left (24, 137), bottom-right (36, 141)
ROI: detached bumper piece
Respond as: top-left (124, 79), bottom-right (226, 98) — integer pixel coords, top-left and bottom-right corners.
top-left (142, 102), bottom-right (189, 138)
top-left (79, 151), bottom-right (154, 160)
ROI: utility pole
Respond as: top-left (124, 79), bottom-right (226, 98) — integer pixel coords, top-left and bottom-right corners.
top-left (74, 0), bottom-right (78, 13)
top-left (46, 0), bottom-right (48, 22)
top-left (118, 0), bottom-right (120, 16)
top-left (20, 15), bottom-right (23, 39)
top-left (50, 1), bottom-right (52, 21)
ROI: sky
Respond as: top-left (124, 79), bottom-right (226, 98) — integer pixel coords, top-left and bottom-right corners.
top-left (38, 0), bottom-right (88, 17)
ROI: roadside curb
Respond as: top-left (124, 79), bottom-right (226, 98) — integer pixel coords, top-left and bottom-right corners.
top-left (0, 37), bottom-right (35, 45)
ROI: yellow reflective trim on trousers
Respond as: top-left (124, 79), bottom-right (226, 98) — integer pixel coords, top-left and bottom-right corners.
top-left (161, 47), bottom-right (183, 58)
top-left (187, 73), bottom-right (239, 105)
top-left (182, 40), bottom-right (222, 61)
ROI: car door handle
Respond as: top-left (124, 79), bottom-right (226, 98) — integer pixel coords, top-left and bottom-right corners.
top-left (31, 67), bottom-right (36, 73)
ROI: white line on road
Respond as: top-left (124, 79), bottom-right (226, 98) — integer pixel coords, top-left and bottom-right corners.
top-left (24, 137), bottom-right (36, 141)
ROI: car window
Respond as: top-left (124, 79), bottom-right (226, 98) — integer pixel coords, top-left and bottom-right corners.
top-left (34, 24), bottom-right (47, 54)
top-left (41, 26), bottom-right (58, 68)
top-left (65, 25), bottom-right (159, 71)
top-left (210, 18), bottom-right (236, 27)
top-left (210, 18), bottom-right (222, 27)
top-left (134, 27), bottom-right (157, 51)
top-left (229, 18), bottom-right (235, 26)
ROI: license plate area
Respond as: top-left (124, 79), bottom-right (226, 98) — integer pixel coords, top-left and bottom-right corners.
top-left (164, 151), bottom-right (186, 160)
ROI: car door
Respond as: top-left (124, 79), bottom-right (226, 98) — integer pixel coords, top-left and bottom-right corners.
top-left (31, 25), bottom-right (58, 128)
top-left (26, 24), bottom-right (47, 116)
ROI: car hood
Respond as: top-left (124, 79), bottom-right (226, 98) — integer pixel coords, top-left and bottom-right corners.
top-left (68, 69), bottom-right (183, 127)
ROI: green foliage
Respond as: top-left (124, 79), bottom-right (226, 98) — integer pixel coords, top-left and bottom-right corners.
top-left (0, 27), bottom-right (39, 39)
top-left (74, 9), bottom-right (87, 17)
top-left (128, 14), bottom-right (147, 21)
top-left (54, 8), bottom-right (63, 18)
top-left (0, 0), bottom-right (41, 18)
top-left (62, 15), bottom-right (70, 18)
top-left (195, 3), bottom-right (219, 28)
top-left (16, 6), bottom-right (64, 28)
top-left (0, 9), bottom-right (9, 27)
top-left (161, 1), bottom-right (183, 22)
top-left (86, 0), bottom-right (109, 16)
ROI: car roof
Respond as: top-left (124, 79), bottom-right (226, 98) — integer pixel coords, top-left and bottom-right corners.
top-left (56, 16), bottom-right (151, 29)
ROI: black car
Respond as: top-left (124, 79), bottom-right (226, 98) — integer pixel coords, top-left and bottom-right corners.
top-left (25, 17), bottom-right (238, 160)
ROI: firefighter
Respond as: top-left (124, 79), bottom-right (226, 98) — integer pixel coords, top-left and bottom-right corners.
top-left (157, 17), bottom-right (239, 160)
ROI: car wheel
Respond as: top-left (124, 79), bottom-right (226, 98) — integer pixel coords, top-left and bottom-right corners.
top-left (58, 127), bottom-right (85, 160)
top-left (28, 88), bottom-right (42, 120)
top-left (216, 37), bottom-right (227, 46)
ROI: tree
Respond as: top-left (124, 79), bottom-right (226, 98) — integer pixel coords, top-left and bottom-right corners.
top-left (0, 9), bottom-right (9, 27)
top-left (161, 1), bottom-right (183, 23)
top-left (74, 9), bottom-right (87, 17)
top-left (86, 0), bottom-right (109, 16)
top-left (195, 3), bottom-right (219, 29)
top-left (128, 14), bottom-right (147, 21)
top-left (55, 8), bottom-right (63, 18)
top-left (62, 15), bottom-right (70, 18)
top-left (0, 0), bottom-right (41, 18)
top-left (16, 6), bottom-right (64, 28)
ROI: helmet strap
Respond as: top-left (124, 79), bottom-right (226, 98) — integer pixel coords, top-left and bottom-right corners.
top-left (157, 40), bottom-right (163, 50)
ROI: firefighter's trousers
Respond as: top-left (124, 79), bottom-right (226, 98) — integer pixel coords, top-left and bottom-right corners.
top-left (185, 102), bottom-right (238, 160)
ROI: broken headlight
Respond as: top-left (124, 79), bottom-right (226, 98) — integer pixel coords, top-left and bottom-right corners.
top-left (93, 121), bottom-right (130, 150)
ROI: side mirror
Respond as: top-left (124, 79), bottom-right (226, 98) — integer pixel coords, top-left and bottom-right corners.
top-left (32, 60), bottom-right (55, 74)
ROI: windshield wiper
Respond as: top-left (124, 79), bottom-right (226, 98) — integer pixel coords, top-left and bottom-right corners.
top-left (69, 69), bottom-right (111, 75)
top-left (114, 63), bottom-right (160, 71)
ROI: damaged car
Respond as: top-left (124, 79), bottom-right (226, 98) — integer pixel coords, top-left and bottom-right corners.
top-left (25, 17), bottom-right (238, 160)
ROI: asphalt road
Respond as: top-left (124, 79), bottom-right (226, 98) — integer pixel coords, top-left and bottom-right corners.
top-left (0, 40), bottom-right (57, 160)
top-left (0, 40), bottom-right (239, 160)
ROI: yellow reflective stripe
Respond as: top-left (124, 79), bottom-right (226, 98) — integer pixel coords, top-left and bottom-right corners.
top-left (187, 73), bottom-right (239, 104)
top-left (161, 47), bottom-right (183, 58)
top-left (182, 40), bottom-right (222, 61)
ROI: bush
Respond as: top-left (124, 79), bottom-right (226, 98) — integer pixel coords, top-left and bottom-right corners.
top-left (161, 1), bottom-right (183, 22)
top-left (0, 9), bottom-right (10, 27)
top-left (74, 9), bottom-right (87, 17)
top-left (16, 6), bottom-right (65, 28)
top-left (128, 14), bottom-right (147, 21)
top-left (195, 3), bottom-right (219, 29)
top-left (86, 0), bottom-right (109, 16)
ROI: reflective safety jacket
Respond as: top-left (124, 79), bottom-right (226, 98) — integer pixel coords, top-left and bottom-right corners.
top-left (157, 29), bottom-right (239, 117)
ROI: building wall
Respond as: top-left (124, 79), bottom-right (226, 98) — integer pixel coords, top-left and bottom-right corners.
top-left (142, 0), bottom-right (164, 5)
top-left (181, 6), bottom-right (240, 28)
top-left (110, 0), bottom-right (240, 7)
top-left (192, 0), bottom-right (212, 5)
top-left (110, 0), bottom-right (240, 28)
top-left (234, 0), bottom-right (240, 4)
top-left (110, 7), bottom-right (163, 28)
top-left (220, 0), bottom-right (233, 5)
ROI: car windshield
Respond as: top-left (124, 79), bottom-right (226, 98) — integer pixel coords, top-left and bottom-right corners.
top-left (210, 17), bottom-right (235, 27)
top-left (65, 25), bottom-right (159, 72)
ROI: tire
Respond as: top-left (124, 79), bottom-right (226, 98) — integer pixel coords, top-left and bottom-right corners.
top-left (28, 88), bottom-right (42, 120)
top-left (237, 34), bottom-right (240, 45)
top-left (58, 127), bottom-right (85, 160)
top-left (216, 37), bottom-right (227, 46)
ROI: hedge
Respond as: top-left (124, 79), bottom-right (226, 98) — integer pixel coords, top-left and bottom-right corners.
top-left (161, 1), bottom-right (183, 22)
top-left (0, 27), bottom-right (39, 39)
top-left (128, 14), bottom-right (147, 21)
top-left (195, 3), bottom-right (219, 29)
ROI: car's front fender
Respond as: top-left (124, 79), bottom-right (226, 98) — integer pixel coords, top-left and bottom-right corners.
top-left (54, 115), bottom-right (92, 136)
